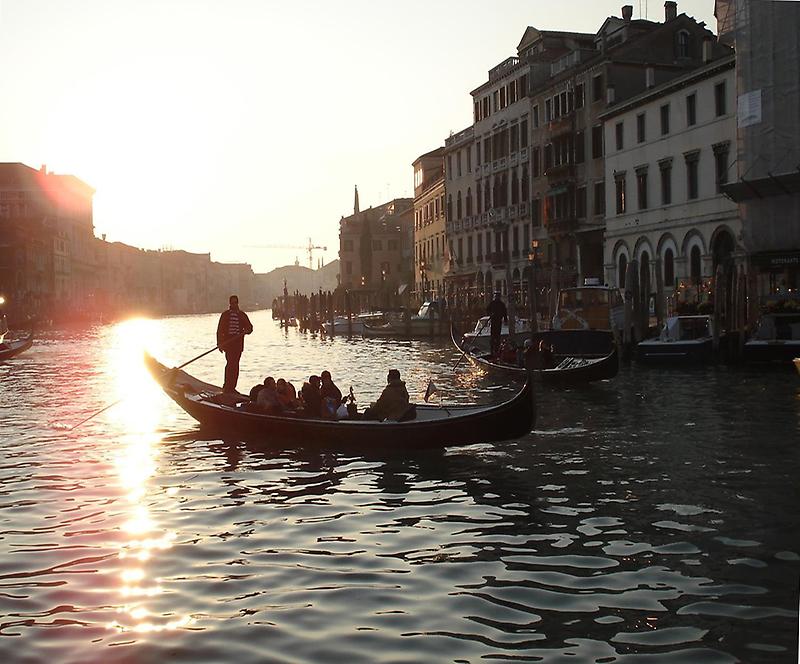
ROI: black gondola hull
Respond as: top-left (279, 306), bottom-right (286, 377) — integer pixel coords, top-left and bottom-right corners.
top-left (145, 354), bottom-right (535, 449)
top-left (0, 334), bottom-right (33, 361)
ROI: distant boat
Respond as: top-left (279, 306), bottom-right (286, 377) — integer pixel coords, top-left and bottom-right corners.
top-left (362, 301), bottom-right (450, 339)
top-left (0, 332), bottom-right (33, 361)
top-left (452, 327), bottom-right (618, 385)
top-left (636, 315), bottom-right (718, 363)
top-left (743, 312), bottom-right (800, 363)
top-left (323, 312), bottom-right (385, 336)
top-left (144, 353), bottom-right (536, 449)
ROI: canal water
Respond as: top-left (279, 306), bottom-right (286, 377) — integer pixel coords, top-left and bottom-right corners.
top-left (0, 310), bottom-right (798, 664)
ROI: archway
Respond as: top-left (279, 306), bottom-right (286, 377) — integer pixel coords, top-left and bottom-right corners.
top-left (618, 254), bottom-right (628, 289)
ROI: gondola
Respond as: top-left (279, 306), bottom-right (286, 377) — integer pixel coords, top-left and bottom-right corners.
top-left (144, 353), bottom-right (535, 449)
top-left (0, 333), bottom-right (33, 361)
top-left (452, 327), bottom-right (618, 385)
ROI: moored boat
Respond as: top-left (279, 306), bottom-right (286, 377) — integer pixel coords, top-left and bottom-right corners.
top-left (323, 312), bottom-right (385, 336)
top-left (636, 315), bottom-right (718, 363)
top-left (144, 353), bottom-right (535, 449)
top-left (743, 312), bottom-right (800, 363)
top-left (460, 316), bottom-right (532, 352)
top-left (362, 301), bottom-right (450, 339)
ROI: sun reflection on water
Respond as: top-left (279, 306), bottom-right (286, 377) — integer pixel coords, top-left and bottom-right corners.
top-left (104, 318), bottom-right (193, 634)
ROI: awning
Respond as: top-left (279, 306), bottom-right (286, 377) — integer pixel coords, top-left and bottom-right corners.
top-left (722, 171), bottom-right (800, 202)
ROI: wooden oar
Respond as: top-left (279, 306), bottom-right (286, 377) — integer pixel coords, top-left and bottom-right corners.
top-left (67, 332), bottom-right (246, 431)
top-left (452, 318), bottom-right (488, 371)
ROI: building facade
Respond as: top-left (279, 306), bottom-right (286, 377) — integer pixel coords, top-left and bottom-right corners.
top-left (412, 148), bottom-right (446, 300)
top-left (602, 55), bottom-right (739, 312)
top-left (338, 190), bottom-right (414, 305)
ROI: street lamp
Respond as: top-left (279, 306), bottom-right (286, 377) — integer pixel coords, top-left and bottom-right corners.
top-left (528, 240), bottom-right (540, 332)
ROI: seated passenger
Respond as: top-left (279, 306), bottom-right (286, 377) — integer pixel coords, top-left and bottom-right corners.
top-left (276, 378), bottom-right (300, 410)
top-left (256, 376), bottom-right (283, 415)
top-left (363, 369), bottom-right (410, 421)
top-left (320, 370), bottom-right (343, 418)
top-left (300, 375), bottom-right (322, 417)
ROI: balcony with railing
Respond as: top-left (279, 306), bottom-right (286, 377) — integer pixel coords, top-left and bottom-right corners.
top-left (488, 56), bottom-right (520, 82)
top-left (489, 250), bottom-right (510, 268)
top-left (546, 217), bottom-right (578, 236)
top-left (545, 163), bottom-right (574, 180)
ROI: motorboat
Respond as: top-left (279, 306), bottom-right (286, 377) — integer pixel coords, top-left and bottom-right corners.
top-left (460, 316), bottom-right (532, 352)
top-left (743, 312), bottom-right (800, 363)
top-left (362, 301), bottom-right (450, 339)
top-left (551, 284), bottom-right (625, 333)
top-left (323, 312), bottom-right (384, 336)
top-left (636, 315), bottom-right (718, 363)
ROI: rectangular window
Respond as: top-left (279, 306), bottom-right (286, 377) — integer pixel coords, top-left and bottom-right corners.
top-left (660, 103), bottom-right (670, 135)
top-left (532, 198), bottom-right (541, 227)
top-left (685, 152), bottom-right (700, 199)
top-left (457, 151), bottom-right (462, 177)
top-left (544, 144), bottom-right (553, 170)
top-left (499, 86), bottom-right (507, 108)
top-left (575, 83), bottom-right (585, 109)
top-left (554, 95), bottom-right (560, 119)
top-left (686, 93), bottom-right (697, 126)
top-left (467, 236), bottom-right (474, 261)
top-left (533, 105), bottom-right (539, 128)
top-left (520, 118), bottom-right (528, 148)
top-left (510, 124), bottom-right (519, 153)
top-left (372, 240), bottom-right (383, 250)
top-left (545, 99), bottom-right (552, 122)
top-left (388, 239), bottom-right (398, 251)
top-left (457, 238), bottom-right (463, 263)
top-left (576, 186), bottom-right (587, 218)
top-left (477, 234), bottom-right (483, 261)
top-left (715, 81), bottom-right (727, 116)
top-left (714, 145), bottom-right (730, 192)
top-left (343, 240), bottom-right (353, 252)
top-left (660, 161), bottom-right (672, 204)
top-left (592, 74), bottom-right (603, 102)
top-left (636, 169), bottom-right (648, 210)
top-left (523, 224), bottom-right (530, 255)
top-left (636, 113), bottom-right (646, 143)
top-left (493, 90), bottom-right (499, 112)
top-left (447, 155), bottom-right (452, 180)
top-left (532, 147), bottom-right (541, 177)
top-left (615, 173), bottom-right (626, 214)
top-left (484, 137), bottom-right (491, 163)
top-left (615, 122), bottom-right (624, 151)
top-left (467, 146), bottom-right (472, 172)
top-left (591, 125), bottom-right (603, 159)
top-left (474, 100), bottom-right (481, 122)
top-left (575, 130), bottom-right (585, 163)
top-left (512, 226), bottom-right (519, 256)
top-left (594, 181), bottom-right (606, 215)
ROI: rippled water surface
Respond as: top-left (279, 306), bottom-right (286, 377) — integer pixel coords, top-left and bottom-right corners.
top-left (1, 310), bottom-right (798, 663)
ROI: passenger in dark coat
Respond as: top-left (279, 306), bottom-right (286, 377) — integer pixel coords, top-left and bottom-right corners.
top-left (217, 295), bottom-right (253, 393)
top-left (486, 292), bottom-right (508, 357)
top-left (300, 375), bottom-right (322, 417)
top-left (363, 369), bottom-right (410, 421)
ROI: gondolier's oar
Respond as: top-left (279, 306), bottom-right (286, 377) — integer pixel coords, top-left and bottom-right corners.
top-left (66, 332), bottom-right (246, 431)
top-left (452, 318), bottom-right (488, 371)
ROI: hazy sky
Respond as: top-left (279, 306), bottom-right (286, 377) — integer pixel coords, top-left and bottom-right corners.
top-left (0, 0), bottom-right (717, 273)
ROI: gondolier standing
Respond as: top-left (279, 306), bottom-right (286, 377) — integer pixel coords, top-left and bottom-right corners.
top-left (217, 295), bottom-right (253, 393)
top-left (486, 291), bottom-right (508, 357)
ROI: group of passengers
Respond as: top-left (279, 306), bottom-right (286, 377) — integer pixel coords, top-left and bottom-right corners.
top-left (243, 368), bottom-right (411, 421)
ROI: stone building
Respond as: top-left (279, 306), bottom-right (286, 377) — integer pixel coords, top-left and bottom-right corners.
top-left (412, 147), bottom-right (446, 300)
top-left (338, 188), bottom-right (414, 304)
top-left (444, 2), bottom-right (727, 306)
top-left (602, 54), bottom-right (739, 311)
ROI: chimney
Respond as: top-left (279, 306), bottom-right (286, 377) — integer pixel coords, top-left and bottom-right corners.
top-left (622, 5), bottom-right (633, 22)
top-left (606, 84), bottom-right (616, 105)
top-left (664, 1), bottom-right (677, 22)
top-left (702, 36), bottom-right (714, 63)
top-left (646, 66), bottom-right (655, 88)
top-left (40, 164), bottom-right (47, 174)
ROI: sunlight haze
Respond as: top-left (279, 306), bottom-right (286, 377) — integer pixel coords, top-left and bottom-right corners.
top-left (0, 0), bottom-right (717, 272)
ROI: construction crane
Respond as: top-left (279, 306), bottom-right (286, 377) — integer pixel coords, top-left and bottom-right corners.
top-left (246, 238), bottom-right (328, 269)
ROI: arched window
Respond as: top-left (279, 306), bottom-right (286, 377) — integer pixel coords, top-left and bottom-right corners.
top-left (457, 191), bottom-right (462, 220)
top-left (618, 253), bottom-right (627, 288)
top-left (664, 248), bottom-right (675, 287)
top-left (640, 251), bottom-right (651, 290)
top-left (690, 245), bottom-right (702, 284)
top-left (466, 187), bottom-right (473, 216)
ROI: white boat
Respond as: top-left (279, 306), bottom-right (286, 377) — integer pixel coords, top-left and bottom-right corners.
top-left (636, 315), bottom-right (718, 363)
top-left (460, 316), bottom-right (532, 351)
top-left (323, 312), bottom-right (385, 336)
top-left (362, 302), bottom-right (450, 339)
